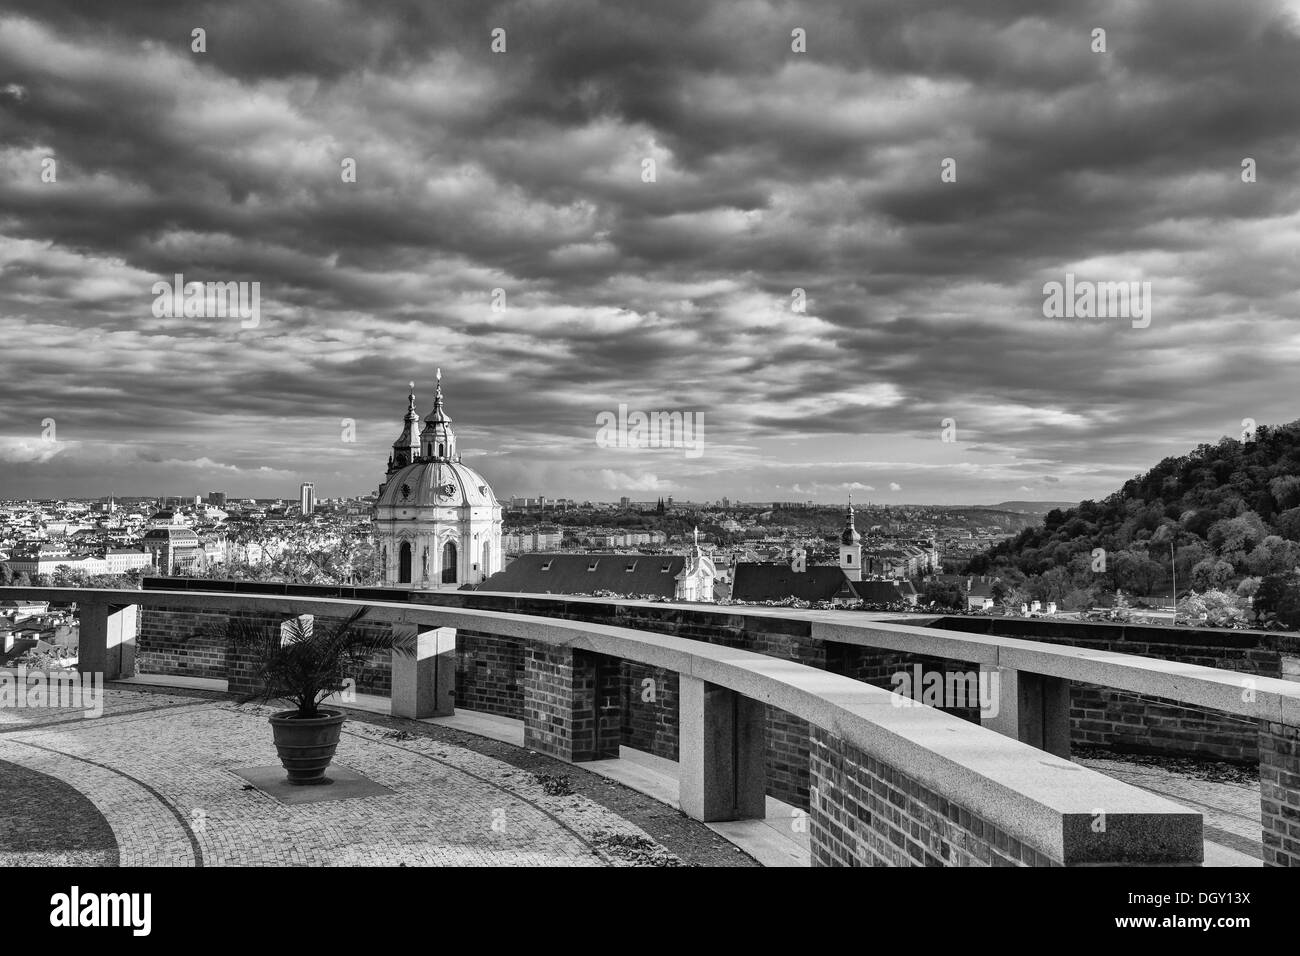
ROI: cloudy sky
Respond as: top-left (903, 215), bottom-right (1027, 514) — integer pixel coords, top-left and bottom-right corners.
top-left (2, 0), bottom-right (1298, 505)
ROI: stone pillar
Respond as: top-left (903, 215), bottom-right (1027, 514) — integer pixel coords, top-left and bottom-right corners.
top-left (678, 675), bottom-right (766, 822)
top-left (981, 665), bottom-right (1070, 758)
top-left (390, 624), bottom-right (456, 718)
top-left (1260, 719), bottom-right (1300, 867)
top-left (522, 644), bottom-right (620, 762)
top-left (78, 603), bottom-right (138, 680)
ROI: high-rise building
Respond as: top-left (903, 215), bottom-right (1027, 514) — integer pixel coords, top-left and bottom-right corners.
top-left (300, 482), bottom-right (315, 516)
top-left (208, 491), bottom-right (227, 507)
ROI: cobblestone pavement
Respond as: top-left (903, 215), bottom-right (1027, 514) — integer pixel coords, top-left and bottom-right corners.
top-left (0, 687), bottom-right (756, 867)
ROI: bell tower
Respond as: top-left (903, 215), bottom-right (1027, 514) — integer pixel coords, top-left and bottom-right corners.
top-left (839, 493), bottom-right (862, 582)
top-left (419, 368), bottom-right (458, 461)
top-left (387, 382), bottom-right (421, 475)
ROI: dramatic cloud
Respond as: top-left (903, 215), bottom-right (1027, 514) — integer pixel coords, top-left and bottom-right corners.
top-left (2, 0), bottom-right (1298, 503)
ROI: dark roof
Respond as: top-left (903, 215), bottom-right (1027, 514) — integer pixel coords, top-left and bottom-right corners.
top-left (851, 579), bottom-right (907, 603)
top-left (731, 564), bottom-right (857, 602)
top-left (478, 553), bottom-right (687, 598)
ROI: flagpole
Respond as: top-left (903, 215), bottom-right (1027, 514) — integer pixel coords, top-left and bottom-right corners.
top-left (1170, 541), bottom-right (1177, 626)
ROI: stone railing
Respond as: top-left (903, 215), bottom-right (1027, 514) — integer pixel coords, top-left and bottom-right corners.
top-left (0, 585), bottom-right (1245, 866)
top-left (134, 581), bottom-right (1300, 865)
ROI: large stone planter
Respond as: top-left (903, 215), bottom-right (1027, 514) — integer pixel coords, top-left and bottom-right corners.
top-left (268, 709), bottom-right (345, 785)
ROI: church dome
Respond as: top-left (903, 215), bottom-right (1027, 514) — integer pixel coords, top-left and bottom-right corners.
top-left (377, 459), bottom-right (499, 511)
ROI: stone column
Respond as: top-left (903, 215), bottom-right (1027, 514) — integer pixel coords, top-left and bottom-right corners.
top-left (677, 675), bottom-right (766, 822)
top-left (78, 603), bottom-right (138, 680)
top-left (390, 624), bottom-right (456, 718)
top-left (980, 664), bottom-right (1071, 758)
top-left (522, 644), bottom-right (621, 762)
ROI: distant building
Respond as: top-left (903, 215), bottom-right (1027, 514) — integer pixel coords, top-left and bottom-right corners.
top-left (374, 374), bottom-right (502, 588)
top-left (102, 548), bottom-right (153, 575)
top-left (300, 482), bottom-right (315, 517)
top-left (142, 527), bottom-right (202, 576)
top-left (480, 529), bottom-right (715, 602)
top-left (208, 491), bottom-right (227, 507)
top-left (731, 541), bottom-right (915, 607)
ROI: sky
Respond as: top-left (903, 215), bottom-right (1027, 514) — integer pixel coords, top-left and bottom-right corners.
top-left (1, 0), bottom-right (1299, 505)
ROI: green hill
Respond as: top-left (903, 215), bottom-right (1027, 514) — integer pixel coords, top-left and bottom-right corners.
top-left (967, 422), bottom-right (1300, 614)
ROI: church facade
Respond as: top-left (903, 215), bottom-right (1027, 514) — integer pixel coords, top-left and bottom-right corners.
top-left (374, 374), bottom-right (503, 589)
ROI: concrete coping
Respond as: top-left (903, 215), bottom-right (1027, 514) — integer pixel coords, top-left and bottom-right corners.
top-left (6, 586), bottom-right (1203, 863)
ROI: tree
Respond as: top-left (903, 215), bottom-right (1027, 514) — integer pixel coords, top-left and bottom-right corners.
top-left (1113, 550), bottom-right (1164, 595)
top-left (1208, 512), bottom-right (1268, 555)
top-left (1246, 536), bottom-right (1300, 577)
top-left (919, 581), bottom-right (964, 610)
top-left (1254, 572), bottom-right (1300, 628)
top-left (1190, 557), bottom-right (1234, 591)
top-left (1274, 507), bottom-right (1300, 542)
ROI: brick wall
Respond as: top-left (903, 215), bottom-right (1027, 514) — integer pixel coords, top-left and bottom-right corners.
top-left (139, 606), bottom-right (394, 698)
top-left (138, 606), bottom-right (229, 680)
top-left (931, 616), bottom-right (1297, 764)
top-left (522, 645), bottom-right (621, 762)
top-left (454, 630), bottom-right (524, 717)
top-left (621, 662), bottom-right (678, 760)
top-left (1260, 720), bottom-right (1300, 866)
top-left (808, 727), bottom-right (1057, 867)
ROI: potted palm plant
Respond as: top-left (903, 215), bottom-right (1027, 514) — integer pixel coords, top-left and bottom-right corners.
top-left (226, 607), bottom-right (414, 785)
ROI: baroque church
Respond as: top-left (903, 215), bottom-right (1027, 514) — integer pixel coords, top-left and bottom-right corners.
top-left (374, 372), bottom-right (503, 589)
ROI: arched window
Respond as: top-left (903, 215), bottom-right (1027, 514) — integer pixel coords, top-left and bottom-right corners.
top-left (481, 540), bottom-right (491, 579)
top-left (441, 541), bottom-right (457, 584)
top-left (437, 443), bottom-right (445, 457)
top-left (399, 542), bottom-right (412, 584)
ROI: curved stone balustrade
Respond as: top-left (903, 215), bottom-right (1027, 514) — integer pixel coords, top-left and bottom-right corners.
top-left (1, 586), bottom-right (1248, 866)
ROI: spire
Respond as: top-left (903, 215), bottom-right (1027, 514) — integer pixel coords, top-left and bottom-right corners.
top-left (388, 381), bottom-right (422, 474)
top-left (841, 492), bottom-right (861, 545)
top-left (420, 367), bottom-right (457, 461)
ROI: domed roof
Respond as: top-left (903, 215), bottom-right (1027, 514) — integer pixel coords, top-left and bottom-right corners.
top-left (377, 459), bottom-right (499, 510)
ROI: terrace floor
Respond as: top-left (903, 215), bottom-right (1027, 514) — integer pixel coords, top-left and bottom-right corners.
top-left (0, 686), bottom-right (755, 867)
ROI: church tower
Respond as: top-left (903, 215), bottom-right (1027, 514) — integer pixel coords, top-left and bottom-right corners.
top-left (386, 383), bottom-right (421, 475)
top-left (373, 370), bottom-right (502, 590)
top-left (419, 370), bottom-right (457, 461)
top-left (839, 494), bottom-right (862, 582)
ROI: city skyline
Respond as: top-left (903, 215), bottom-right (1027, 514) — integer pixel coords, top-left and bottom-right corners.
top-left (2, 1), bottom-right (1299, 503)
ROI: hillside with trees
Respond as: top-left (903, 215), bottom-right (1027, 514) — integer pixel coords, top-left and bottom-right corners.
top-left (966, 422), bottom-right (1300, 627)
